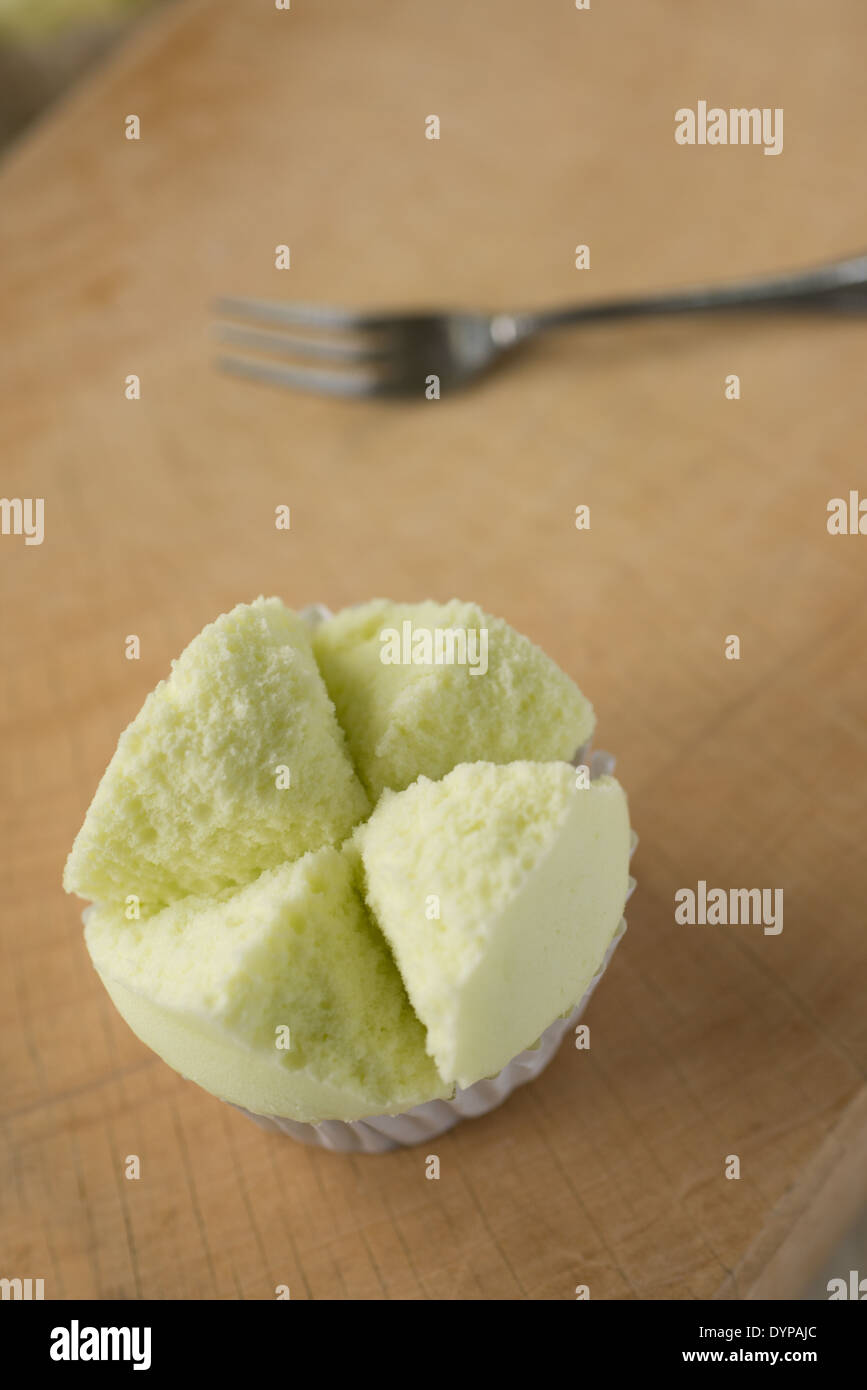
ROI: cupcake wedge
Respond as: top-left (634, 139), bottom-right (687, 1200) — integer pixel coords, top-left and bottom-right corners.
top-left (313, 599), bottom-right (595, 800)
top-left (85, 847), bottom-right (448, 1122)
top-left (354, 762), bottom-right (631, 1089)
top-left (64, 597), bottom-right (370, 911)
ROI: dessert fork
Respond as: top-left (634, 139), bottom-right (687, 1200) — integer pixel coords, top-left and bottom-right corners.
top-left (213, 252), bottom-right (867, 399)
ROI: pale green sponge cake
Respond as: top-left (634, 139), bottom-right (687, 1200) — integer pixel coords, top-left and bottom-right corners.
top-left (354, 762), bottom-right (631, 1089)
top-left (312, 599), bottom-right (595, 801)
top-left (85, 847), bottom-right (449, 1122)
top-left (64, 598), bottom-right (370, 912)
top-left (66, 595), bottom-right (632, 1130)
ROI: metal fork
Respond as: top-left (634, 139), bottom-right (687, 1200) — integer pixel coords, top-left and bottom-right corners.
top-left (213, 252), bottom-right (867, 399)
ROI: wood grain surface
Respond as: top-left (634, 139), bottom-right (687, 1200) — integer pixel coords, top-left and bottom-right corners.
top-left (1, 0), bottom-right (866, 1301)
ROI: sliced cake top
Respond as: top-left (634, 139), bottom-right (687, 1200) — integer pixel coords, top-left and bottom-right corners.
top-left (85, 846), bottom-right (449, 1123)
top-left (353, 761), bottom-right (631, 1087)
top-left (313, 598), bottom-right (595, 801)
top-left (64, 597), bottom-right (370, 911)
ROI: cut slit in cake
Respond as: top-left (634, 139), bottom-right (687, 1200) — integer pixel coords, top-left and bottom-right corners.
top-left (63, 597), bottom-right (370, 910)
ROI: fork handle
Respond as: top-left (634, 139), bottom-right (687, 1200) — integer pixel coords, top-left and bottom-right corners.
top-left (513, 254), bottom-right (867, 339)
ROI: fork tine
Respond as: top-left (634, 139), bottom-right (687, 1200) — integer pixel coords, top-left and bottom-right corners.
top-left (214, 295), bottom-right (401, 334)
top-left (214, 321), bottom-right (395, 364)
top-left (216, 354), bottom-right (400, 399)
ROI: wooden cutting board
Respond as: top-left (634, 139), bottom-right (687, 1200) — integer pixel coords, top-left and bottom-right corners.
top-left (2, 0), bottom-right (865, 1300)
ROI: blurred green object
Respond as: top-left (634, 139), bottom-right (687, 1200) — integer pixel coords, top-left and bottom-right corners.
top-left (0, 0), bottom-right (154, 41)
top-left (0, 0), bottom-right (165, 151)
